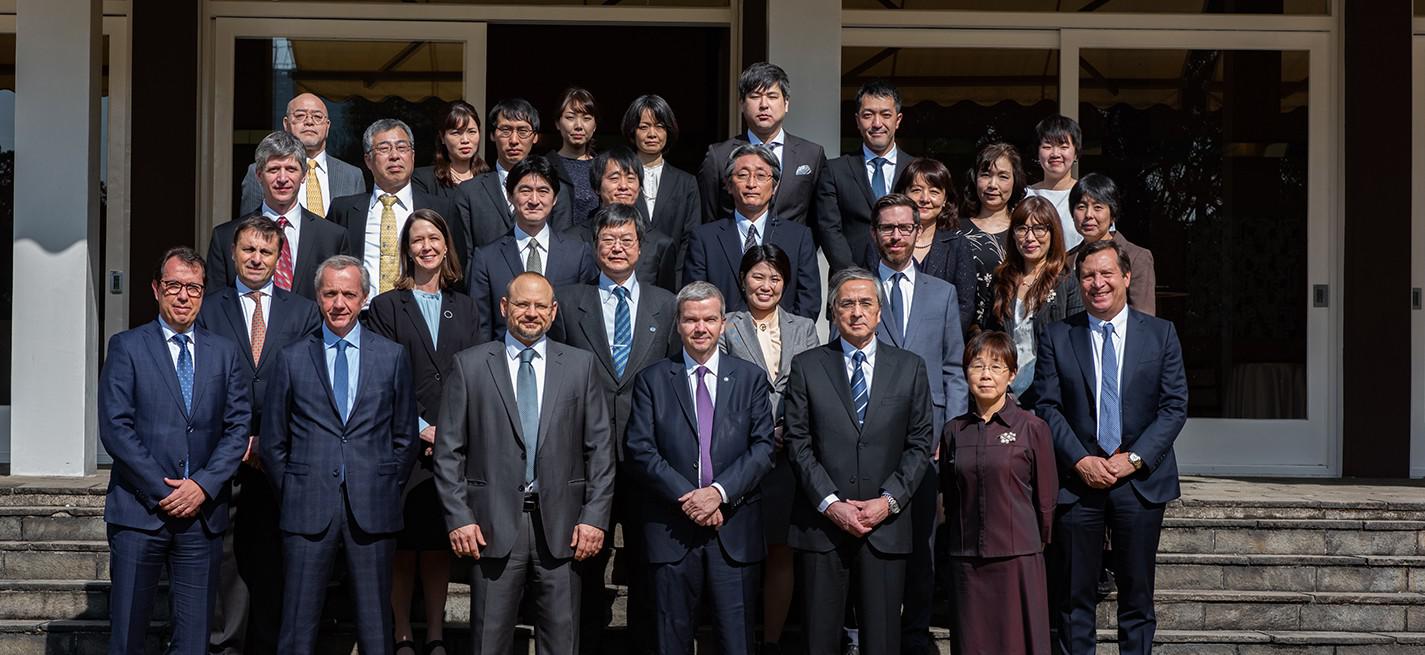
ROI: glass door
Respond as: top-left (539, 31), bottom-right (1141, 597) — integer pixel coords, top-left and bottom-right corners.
top-left (1412, 34), bottom-right (1424, 479)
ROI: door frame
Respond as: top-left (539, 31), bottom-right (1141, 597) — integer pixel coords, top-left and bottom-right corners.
top-left (1412, 32), bottom-right (1425, 479)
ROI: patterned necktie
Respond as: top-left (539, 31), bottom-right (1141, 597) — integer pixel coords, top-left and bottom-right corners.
top-left (889, 272), bottom-right (906, 336)
top-left (695, 365), bottom-right (715, 487)
top-left (1098, 322), bottom-right (1122, 455)
top-left (333, 339), bottom-right (350, 423)
top-left (850, 350), bottom-right (868, 426)
top-left (172, 334), bottom-right (193, 415)
top-left (518, 348), bottom-right (540, 484)
top-left (525, 240), bottom-right (544, 275)
top-left (247, 290), bottom-right (266, 365)
top-left (743, 224), bottom-right (759, 252)
top-left (612, 286), bottom-right (631, 378)
top-left (870, 156), bottom-right (888, 199)
top-left (273, 217), bottom-right (294, 291)
top-left (378, 194), bottom-right (400, 293)
top-left (305, 159), bottom-right (325, 217)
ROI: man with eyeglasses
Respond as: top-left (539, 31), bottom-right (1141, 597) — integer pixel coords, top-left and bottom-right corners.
top-left (685, 143), bottom-right (821, 321)
top-left (238, 93), bottom-right (366, 217)
top-left (867, 193), bottom-right (966, 655)
top-left (585, 146), bottom-right (680, 292)
top-left (100, 247), bottom-right (252, 655)
top-left (327, 118), bottom-right (464, 299)
top-left (816, 80), bottom-right (912, 274)
top-left (455, 98), bottom-right (575, 253)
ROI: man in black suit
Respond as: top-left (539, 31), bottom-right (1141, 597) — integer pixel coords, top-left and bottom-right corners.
top-left (469, 156), bottom-right (597, 342)
top-left (327, 118), bottom-right (464, 297)
top-left (698, 62), bottom-right (827, 231)
top-left (784, 268), bottom-right (934, 655)
top-left (1033, 239), bottom-right (1188, 655)
top-left (587, 147), bottom-right (679, 291)
top-left (685, 144), bottom-right (821, 321)
top-left (454, 98), bottom-right (574, 253)
top-left (625, 281), bottom-right (776, 655)
top-left (207, 130), bottom-right (350, 300)
top-left (197, 217), bottom-right (321, 655)
top-left (816, 80), bottom-right (912, 274)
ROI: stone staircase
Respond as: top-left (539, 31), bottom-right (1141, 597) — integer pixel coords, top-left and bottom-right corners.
top-left (0, 475), bottom-right (1422, 654)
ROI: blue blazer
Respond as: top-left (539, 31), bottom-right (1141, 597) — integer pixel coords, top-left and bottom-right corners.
top-left (468, 228), bottom-right (597, 343)
top-left (1032, 309), bottom-right (1188, 505)
top-left (683, 216), bottom-right (821, 321)
top-left (98, 321), bottom-right (251, 533)
top-left (873, 268), bottom-right (968, 439)
top-left (261, 330), bottom-right (419, 535)
top-left (625, 354), bottom-right (776, 565)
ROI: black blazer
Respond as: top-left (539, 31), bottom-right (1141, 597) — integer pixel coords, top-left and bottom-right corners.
top-left (453, 168), bottom-right (576, 257)
top-left (683, 216), bottom-right (821, 321)
top-left (411, 165), bottom-right (462, 204)
top-left (204, 208), bottom-right (349, 301)
top-left (783, 341), bottom-right (934, 555)
top-left (327, 187), bottom-right (466, 288)
top-left (468, 228), bottom-right (597, 343)
top-left (637, 163), bottom-right (701, 284)
top-left (859, 230), bottom-right (977, 335)
top-left (363, 288), bottom-right (484, 427)
top-left (548, 282), bottom-right (679, 460)
top-left (816, 150), bottom-right (912, 273)
top-left (195, 286), bottom-right (322, 438)
top-left (697, 133), bottom-right (827, 230)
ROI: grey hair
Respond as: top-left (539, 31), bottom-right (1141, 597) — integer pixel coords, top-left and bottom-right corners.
top-left (253, 130), bottom-right (306, 170)
top-left (722, 143), bottom-right (782, 185)
top-left (675, 281), bottom-right (725, 318)
top-left (314, 255), bottom-right (371, 297)
top-left (362, 118), bottom-right (415, 153)
top-left (826, 266), bottom-right (879, 317)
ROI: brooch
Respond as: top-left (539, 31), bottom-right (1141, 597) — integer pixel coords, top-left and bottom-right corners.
top-left (443, 310), bottom-right (454, 319)
top-left (999, 431), bottom-right (1017, 444)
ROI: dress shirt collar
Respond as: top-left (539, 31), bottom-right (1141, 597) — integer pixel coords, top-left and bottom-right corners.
top-left (309, 150), bottom-right (328, 172)
top-left (862, 143), bottom-right (898, 165)
top-left (734, 210), bottom-right (770, 241)
top-left (747, 129), bottom-right (786, 148)
top-left (236, 278), bottom-right (275, 298)
top-left (839, 336), bottom-right (877, 362)
top-left (368, 182), bottom-right (414, 211)
top-left (158, 318), bottom-right (196, 343)
top-left (1090, 304), bottom-right (1130, 336)
top-left (260, 200), bottom-right (303, 224)
top-left (683, 349), bottom-right (721, 377)
top-left (598, 272), bottom-right (640, 303)
top-left (878, 259), bottom-right (917, 285)
top-left (973, 395), bottom-right (1028, 428)
top-left (514, 223), bottom-right (551, 252)
top-left (322, 322), bottom-right (362, 349)
top-left (505, 333), bottom-right (548, 361)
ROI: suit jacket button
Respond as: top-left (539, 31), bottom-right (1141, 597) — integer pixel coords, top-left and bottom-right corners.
top-left (341, 438), bottom-right (348, 444)
top-left (187, 426), bottom-right (194, 433)
top-left (434, 373), bottom-right (441, 381)
top-left (331, 469), bottom-right (339, 478)
top-left (254, 377), bottom-right (262, 383)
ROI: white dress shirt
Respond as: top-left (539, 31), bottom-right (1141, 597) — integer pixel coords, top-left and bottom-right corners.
top-left (1088, 305), bottom-right (1129, 409)
top-left (598, 273), bottom-right (640, 350)
top-left (514, 223), bottom-right (552, 268)
top-left (505, 333), bottom-right (547, 412)
top-left (299, 150), bottom-right (333, 216)
top-left (260, 201), bottom-right (303, 267)
top-left (862, 144), bottom-right (898, 190)
top-left (641, 162), bottom-right (664, 219)
top-left (748, 129), bottom-right (786, 168)
top-left (362, 183), bottom-right (415, 298)
top-left (684, 350), bottom-right (729, 503)
top-left (158, 319), bottom-right (197, 370)
top-left (819, 337), bottom-right (880, 513)
top-left (734, 210), bottom-right (770, 247)
top-left (235, 278), bottom-right (275, 335)
top-left (877, 260), bottom-right (916, 335)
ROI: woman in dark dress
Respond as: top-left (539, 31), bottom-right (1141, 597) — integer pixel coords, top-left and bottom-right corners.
top-left (943, 330), bottom-right (1057, 655)
top-left (959, 142), bottom-right (1026, 330)
top-left (365, 209), bottom-right (483, 655)
top-left (892, 156), bottom-right (976, 333)
top-left (545, 87), bottom-right (601, 230)
top-left (412, 100), bottom-right (491, 202)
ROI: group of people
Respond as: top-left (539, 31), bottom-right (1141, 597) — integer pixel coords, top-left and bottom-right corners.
top-left (97, 60), bottom-right (1188, 655)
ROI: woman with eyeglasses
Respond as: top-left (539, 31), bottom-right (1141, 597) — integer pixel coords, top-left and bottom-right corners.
top-left (413, 100), bottom-right (491, 203)
top-left (984, 195), bottom-right (1082, 407)
top-left (1024, 115), bottom-right (1085, 251)
top-left (943, 330), bottom-right (1057, 655)
top-left (892, 157), bottom-right (976, 333)
top-left (1067, 173), bottom-right (1157, 315)
top-left (960, 142), bottom-right (1026, 330)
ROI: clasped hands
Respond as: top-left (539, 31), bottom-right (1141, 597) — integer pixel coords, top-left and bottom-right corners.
top-left (824, 497), bottom-right (891, 537)
top-left (158, 478), bottom-right (208, 519)
top-left (449, 522), bottom-right (605, 561)
top-left (678, 486), bottom-right (724, 529)
top-left (1075, 452), bottom-right (1137, 489)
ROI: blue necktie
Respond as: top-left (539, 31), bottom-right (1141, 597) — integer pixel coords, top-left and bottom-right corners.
top-left (518, 348), bottom-right (540, 484)
top-left (612, 287), bottom-right (631, 378)
top-left (333, 339), bottom-right (350, 423)
top-left (889, 272), bottom-right (906, 337)
top-left (870, 156), bottom-right (888, 199)
top-left (1098, 322), bottom-right (1122, 455)
top-left (172, 334), bottom-right (193, 415)
top-left (850, 350), bottom-right (868, 426)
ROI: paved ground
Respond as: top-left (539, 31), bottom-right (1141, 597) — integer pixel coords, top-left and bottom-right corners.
top-left (1177, 475), bottom-right (1425, 506)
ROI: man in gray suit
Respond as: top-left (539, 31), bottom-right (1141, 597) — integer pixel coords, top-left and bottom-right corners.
top-left (434, 271), bottom-right (616, 655)
top-left (238, 93), bottom-right (365, 217)
top-left (869, 193), bottom-right (967, 655)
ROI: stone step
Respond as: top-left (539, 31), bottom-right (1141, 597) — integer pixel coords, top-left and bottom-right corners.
top-left (0, 485), bottom-right (107, 510)
top-left (1157, 553), bottom-right (1425, 593)
top-left (0, 508), bottom-right (107, 542)
top-left (1095, 589), bottom-right (1425, 633)
top-left (1160, 517), bottom-right (1425, 556)
top-left (1167, 499), bottom-right (1425, 522)
top-left (0, 541), bottom-right (108, 581)
top-left (1092, 629), bottom-right (1425, 655)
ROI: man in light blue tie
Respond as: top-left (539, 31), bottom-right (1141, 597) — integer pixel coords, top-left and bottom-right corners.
top-left (815, 79), bottom-right (910, 274)
top-left (261, 255), bottom-right (418, 655)
top-left (1031, 239), bottom-right (1188, 655)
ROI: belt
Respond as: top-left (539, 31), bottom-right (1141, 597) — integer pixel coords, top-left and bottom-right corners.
top-left (522, 493), bottom-right (539, 513)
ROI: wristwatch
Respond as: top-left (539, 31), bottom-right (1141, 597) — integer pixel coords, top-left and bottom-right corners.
top-left (1127, 452), bottom-right (1144, 471)
top-left (882, 492), bottom-right (901, 515)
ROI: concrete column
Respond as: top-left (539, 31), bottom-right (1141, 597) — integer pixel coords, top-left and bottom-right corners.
top-left (767, 0), bottom-right (841, 154)
top-left (10, 0), bottom-right (103, 476)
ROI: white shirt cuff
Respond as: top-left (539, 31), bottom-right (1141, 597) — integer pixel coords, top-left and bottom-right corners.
top-left (711, 482), bottom-right (729, 505)
top-left (818, 493), bottom-right (840, 514)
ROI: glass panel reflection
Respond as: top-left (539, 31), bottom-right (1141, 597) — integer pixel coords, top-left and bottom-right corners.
top-left (844, 0), bottom-right (1328, 14)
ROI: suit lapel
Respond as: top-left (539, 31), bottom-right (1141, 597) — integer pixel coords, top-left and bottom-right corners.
top-left (499, 236), bottom-right (525, 280)
top-left (484, 347), bottom-right (526, 447)
top-left (1070, 317), bottom-right (1099, 414)
top-left (859, 343), bottom-right (886, 433)
top-left (144, 322), bottom-right (190, 419)
top-left (819, 343), bottom-right (860, 430)
top-left (256, 292), bottom-right (287, 372)
top-left (624, 292), bottom-right (663, 386)
top-left (891, 150), bottom-right (911, 190)
top-left (775, 310), bottom-right (799, 381)
top-left (293, 209), bottom-right (323, 280)
top-left (774, 140), bottom-right (801, 212)
top-left (575, 290), bottom-right (617, 381)
top-left (341, 204), bottom-right (366, 263)
top-left (535, 345), bottom-right (565, 452)
top-left (397, 291), bottom-right (439, 364)
top-left (219, 290), bottom-right (254, 367)
top-left (484, 175), bottom-right (513, 228)
top-left (1120, 310), bottom-right (1149, 398)
top-left (846, 154), bottom-right (877, 210)
top-left (730, 314), bottom-right (769, 373)
top-left (670, 358), bottom-right (699, 434)
top-left (902, 270), bottom-right (932, 343)
top-left (716, 220), bottom-right (744, 277)
top-left (306, 339), bottom-right (342, 424)
top-left (712, 365), bottom-right (735, 444)
top-left (877, 283), bottom-right (904, 347)
top-left (434, 292), bottom-right (456, 354)
top-left (191, 328), bottom-right (220, 415)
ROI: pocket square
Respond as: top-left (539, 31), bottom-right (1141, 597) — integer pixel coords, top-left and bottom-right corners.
top-left (795, 164), bottom-right (812, 176)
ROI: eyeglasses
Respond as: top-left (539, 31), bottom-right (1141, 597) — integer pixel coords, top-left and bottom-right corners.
top-left (507, 300), bottom-right (552, 312)
top-left (368, 142), bottom-right (414, 156)
top-left (1013, 224), bottom-right (1051, 238)
top-left (287, 111), bottom-right (327, 124)
top-left (159, 280), bottom-right (206, 297)
top-left (495, 125), bottom-right (535, 138)
top-left (967, 363), bottom-right (1010, 375)
top-left (732, 170), bottom-right (774, 184)
top-left (875, 223), bottom-right (919, 236)
top-left (597, 236), bottom-right (638, 250)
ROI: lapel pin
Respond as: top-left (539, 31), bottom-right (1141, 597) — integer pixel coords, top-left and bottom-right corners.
top-left (649, 326), bottom-right (656, 332)
top-left (443, 310), bottom-right (454, 319)
top-left (723, 376), bottom-right (730, 383)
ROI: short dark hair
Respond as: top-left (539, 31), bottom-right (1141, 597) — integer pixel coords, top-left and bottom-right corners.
top-left (738, 244), bottom-right (792, 295)
top-left (621, 94), bottom-right (680, 149)
top-left (154, 246), bottom-right (205, 283)
top-left (488, 98), bottom-right (540, 133)
top-left (961, 142), bottom-right (1026, 217)
top-left (1074, 237), bottom-right (1133, 278)
top-left (855, 79), bottom-right (902, 113)
top-left (231, 216), bottom-right (287, 254)
top-left (738, 62), bottom-right (791, 100)
top-left (1069, 173), bottom-right (1122, 224)
top-left (395, 208), bottom-right (463, 291)
top-left (592, 203), bottom-right (646, 245)
top-left (505, 155), bottom-right (560, 198)
top-left (1035, 114), bottom-right (1083, 152)
top-left (894, 157), bottom-right (960, 231)
top-left (589, 146), bottom-right (644, 192)
top-left (963, 330), bottom-right (1018, 372)
top-left (870, 193), bottom-right (920, 227)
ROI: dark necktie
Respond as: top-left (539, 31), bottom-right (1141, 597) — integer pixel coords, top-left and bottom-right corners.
top-left (889, 272), bottom-right (906, 336)
top-left (870, 156), bottom-right (888, 199)
top-left (850, 350), bottom-right (868, 426)
top-left (518, 348), bottom-right (540, 484)
top-left (172, 334), bottom-right (193, 415)
top-left (695, 365), bottom-right (715, 487)
top-left (612, 287), bottom-right (631, 378)
top-left (1098, 322), bottom-right (1122, 454)
top-left (333, 339), bottom-right (350, 423)
top-left (743, 224), bottom-right (759, 253)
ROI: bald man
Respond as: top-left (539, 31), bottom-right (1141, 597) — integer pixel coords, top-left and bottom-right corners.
top-left (239, 93), bottom-right (367, 217)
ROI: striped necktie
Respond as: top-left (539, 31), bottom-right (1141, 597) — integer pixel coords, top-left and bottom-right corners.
top-left (850, 350), bottom-right (868, 426)
top-left (611, 286), bottom-right (631, 378)
top-left (305, 159), bottom-right (325, 217)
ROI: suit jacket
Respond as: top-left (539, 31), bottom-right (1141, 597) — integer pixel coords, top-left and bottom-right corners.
top-left (910, 229), bottom-right (977, 334)
top-left (718, 309), bottom-right (821, 420)
top-left (469, 228), bottom-right (597, 342)
top-left (195, 286), bottom-right (322, 438)
top-left (260, 330), bottom-right (419, 535)
top-left (565, 206), bottom-right (678, 293)
top-left (637, 164), bottom-right (701, 285)
top-left (783, 341), bottom-right (934, 555)
top-left (548, 282), bottom-right (679, 459)
top-left (204, 208), bottom-right (350, 301)
top-left (873, 267), bottom-right (969, 437)
top-left (327, 187), bottom-right (467, 289)
top-left (816, 150), bottom-right (912, 273)
top-left (454, 169), bottom-right (576, 257)
top-left (625, 354), bottom-right (776, 565)
top-left (411, 165), bottom-right (463, 204)
top-left (683, 216), bottom-right (821, 321)
top-left (239, 155), bottom-right (366, 217)
top-left (432, 340), bottom-right (617, 560)
top-left (697, 133), bottom-right (827, 230)
top-left (1032, 309), bottom-right (1187, 506)
top-left (364, 289), bottom-right (484, 426)
top-left (98, 321), bottom-right (251, 534)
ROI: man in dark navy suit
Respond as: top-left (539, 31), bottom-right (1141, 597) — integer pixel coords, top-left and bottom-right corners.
top-left (262, 255), bottom-right (419, 655)
top-left (197, 216), bottom-right (321, 654)
top-left (1033, 239), bottom-right (1188, 655)
top-left (99, 247), bottom-right (251, 655)
top-left (625, 281), bottom-right (775, 655)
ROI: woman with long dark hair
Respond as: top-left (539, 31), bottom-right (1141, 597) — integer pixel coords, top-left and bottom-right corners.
top-left (960, 142), bottom-right (1026, 329)
top-left (413, 100), bottom-right (491, 201)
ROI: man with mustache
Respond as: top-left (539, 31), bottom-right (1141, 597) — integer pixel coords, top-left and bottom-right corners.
top-left (238, 92), bottom-right (365, 217)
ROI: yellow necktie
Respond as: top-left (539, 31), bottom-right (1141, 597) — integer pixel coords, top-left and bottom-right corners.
top-left (305, 159), bottom-right (325, 217)
top-left (378, 194), bottom-right (400, 293)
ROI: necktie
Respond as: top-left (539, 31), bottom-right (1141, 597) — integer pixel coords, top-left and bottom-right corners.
top-left (247, 290), bottom-right (266, 365)
top-left (378, 194), bottom-right (400, 293)
top-left (695, 365), bottom-right (715, 487)
top-left (743, 224), bottom-right (759, 252)
top-left (889, 272), bottom-right (906, 336)
top-left (870, 156), bottom-right (888, 199)
top-left (850, 350), bottom-right (868, 426)
top-left (518, 348), bottom-right (540, 484)
top-left (305, 159), bottom-right (325, 217)
top-left (333, 339), bottom-right (350, 423)
top-left (612, 287), bottom-right (631, 378)
top-left (172, 334), bottom-right (193, 415)
top-left (525, 241), bottom-right (544, 275)
top-left (1098, 322), bottom-right (1122, 455)
top-left (273, 217), bottom-right (294, 292)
